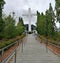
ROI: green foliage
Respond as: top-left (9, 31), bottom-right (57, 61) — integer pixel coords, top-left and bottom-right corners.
top-left (37, 3), bottom-right (60, 46)
top-left (0, 0), bottom-right (5, 17)
top-left (37, 12), bottom-right (46, 35)
top-left (54, 32), bottom-right (60, 41)
top-left (0, 40), bottom-right (14, 49)
top-left (0, 14), bottom-right (25, 40)
top-left (55, 0), bottom-right (60, 22)
top-left (0, 0), bottom-right (5, 6)
top-left (0, 0), bottom-right (5, 39)
top-left (45, 3), bottom-right (55, 37)
top-left (0, 42), bottom-right (6, 49)
top-left (4, 15), bottom-right (17, 39)
top-left (17, 17), bottom-right (24, 35)
top-left (55, 0), bottom-right (60, 8)
top-left (37, 3), bottom-right (56, 38)
top-left (55, 1), bottom-right (60, 43)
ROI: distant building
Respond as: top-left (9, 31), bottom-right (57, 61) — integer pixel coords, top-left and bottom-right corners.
top-left (24, 24), bottom-right (36, 32)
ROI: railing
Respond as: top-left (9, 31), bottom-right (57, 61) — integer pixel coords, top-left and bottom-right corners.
top-left (0, 42), bottom-right (17, 63)
top-left (1, 48), bottom-right (17, 63)
top-left (48, 42), bottom-right (60, 49)
top-left (0, 35), bottom-right (25, 63)
top-left (0, 42), bottom-right (16, 56)
top-left (38, 35), bottom-right (60, 53)
top-left (38, 35), bottom-right (60, 49)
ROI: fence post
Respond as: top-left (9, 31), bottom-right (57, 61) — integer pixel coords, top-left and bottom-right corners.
top-left (22, 39), bottom-right (23, 53)
top-left (46, 37), bottom-right (48, 53)
top-left (14, 49), bottom-right (16, 63)
top-left (2, 49), bottom-right (4, 56)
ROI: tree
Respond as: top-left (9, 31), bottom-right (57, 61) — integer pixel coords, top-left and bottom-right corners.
top-left (4, 15), bottom-right (17, 39)
top-left (17, 17), bottom-right (24, 35)
top-left (0, 0), bottom-right (5, 39)
top-left (37, 11), bottom-right (46, 35)
top-left (19, 17), bottom-right (24, 26)
top-left (55, 0), bottom-right (60, 30)
top-left (46, 3), bottom-right (55, 37)
top-left (37, 11), bottom-right (40, 34)
top-left (37, 3), bottom-right (56, 38)
top-left (0, 0), bottom-right (5, 18)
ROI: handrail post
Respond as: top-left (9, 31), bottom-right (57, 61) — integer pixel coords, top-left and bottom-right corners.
top-left (22, 39), bottom-right (23, 53)
top-left (46, 37), bottom-right (48, 53)
top-left (2, 49), bottom-right (4, 56)
top-left (14, 49), bottom-right (16, 63)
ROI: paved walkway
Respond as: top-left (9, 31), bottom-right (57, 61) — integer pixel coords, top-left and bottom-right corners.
top-left (16, 34), bottom-right (60, 63)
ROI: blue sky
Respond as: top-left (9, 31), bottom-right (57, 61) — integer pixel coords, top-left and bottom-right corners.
top-left (3, 0), bottom-right (57, 26)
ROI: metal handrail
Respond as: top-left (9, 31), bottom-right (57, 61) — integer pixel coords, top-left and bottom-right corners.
top-left (38, 36), bottom-right (60, 49)
top-left (0, 42), bottom-right (17, 57)
top-left (48, 42), bottom-right (60, 49)
top-left (1, 48), bottom-right (17, 63)
top-left (0, 41), bottom-right (17, 63)
top-left (0, 35), bottom-right (25, 63)
top-left (0, 42), bottom-right (16, 51)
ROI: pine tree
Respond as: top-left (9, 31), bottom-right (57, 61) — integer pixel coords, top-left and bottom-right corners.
top-left (37, 11), bottom-right (46, 35)
top-left (0, 0), bottom-right (5, 18)
top-left (0, 0), bottom-right (5, 39)
top-left (37, 11), bottom-right (40, 34)
top-left (55, 0), bottom-right (60, 30)
top-left (37, 3), bottom-right (56, 38)
top-left (46, 3), bottom-right (55, 37)
top-left (4, 15), bottom-right (16, 39)
top-left (17, 17), bottom-right (24, 35)
top-left (19, 17), bottom-right (24, 26)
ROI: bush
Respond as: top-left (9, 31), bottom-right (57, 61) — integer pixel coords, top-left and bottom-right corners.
top-left (0, 41), bottom-right (14, 49)
top-left (0, 42), bottom-right (6, 49)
